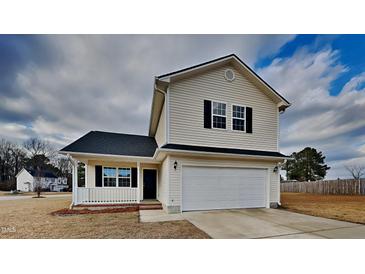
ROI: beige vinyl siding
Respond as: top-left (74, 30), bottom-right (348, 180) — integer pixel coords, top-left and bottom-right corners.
top-left (157, 156), bottom-right (169, 206)
top-left (168, 65), bottom-right (278, 151)
top-left (167, 155), bottom-right (280, 210)
top-left (86, 164), bottom-right (95, 188)
top-left (155, 102), bottom-right (166, 147)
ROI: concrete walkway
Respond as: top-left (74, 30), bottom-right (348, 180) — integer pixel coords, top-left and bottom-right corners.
top-left (183, 208), bottom-right (365, 239)
top-left (139, 209), bottom-right (184, 222)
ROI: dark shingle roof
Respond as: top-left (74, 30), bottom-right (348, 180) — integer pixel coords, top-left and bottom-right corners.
top-left (26, 168), bottom-right (58, 178)
top-left (60, 131), bottom-right (158, 157)
top-left (161, 143), bottom-right (288, 158)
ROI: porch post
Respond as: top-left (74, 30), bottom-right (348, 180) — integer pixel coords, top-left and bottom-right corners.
top-left (137, 162), bottom-right (140, 203)
top-left (72, 159), bottom-right (78, 205)
top-left (71, 159), bottom-right (75, 204)
top-left (84, 161), bottom-right (88, 188)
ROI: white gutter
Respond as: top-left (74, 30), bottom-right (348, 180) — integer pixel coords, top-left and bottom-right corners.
top-left (59, 147), bottom-right (289, 163)
top-left (148, 78), bottom-right (168, 136)
top-left (59, 150), bottom-right (160, 162)
top-left (155, 148), bottom-right (289, 161)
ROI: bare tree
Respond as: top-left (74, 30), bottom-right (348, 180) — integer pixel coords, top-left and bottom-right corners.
top-left (0, 139), bottom-right (27, 190)
top-left (33, 169), bottom-right (43, 198)
top-left (55, 157), bottom-right (73, 189)
top-left (345, 165), bottom-right (365, 194)
top-left (23, 138), bottom-right (55, 196)
top-left (23, 138), bottom-right (55, 159)
top-left (55, 157), bottom-right (72, 177)
top-left (345, 165), bottom-right (365, 180)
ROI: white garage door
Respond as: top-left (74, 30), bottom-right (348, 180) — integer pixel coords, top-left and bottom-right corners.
top-left (182, 166), bottom-right (267, 211)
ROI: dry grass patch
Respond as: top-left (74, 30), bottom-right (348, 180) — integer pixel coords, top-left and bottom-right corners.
top-left (281, 192), bottom-right (365, 224)
top-left (0, 196), bottom-right (209, 239)
top-left (0, 191), bottom-right (71, 196)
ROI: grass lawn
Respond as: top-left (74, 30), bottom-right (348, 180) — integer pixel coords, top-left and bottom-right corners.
top-left (0, 191), bottom-right (71, 196)
top-left (0, 196), bottom-right (209, 239)
top-left (281, 192), bottom-right (365, 224)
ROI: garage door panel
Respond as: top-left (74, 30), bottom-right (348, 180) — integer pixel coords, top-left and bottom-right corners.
top-left (182, 166), bottom-right (267, 211)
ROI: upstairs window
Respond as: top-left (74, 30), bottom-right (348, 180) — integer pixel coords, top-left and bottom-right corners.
top-left (232, 105), bottom-right (245, 131)
top-left (212, 101), bottom-right (226, 129)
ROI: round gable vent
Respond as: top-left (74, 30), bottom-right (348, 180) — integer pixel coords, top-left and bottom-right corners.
top-left (224, 69), bottom-right (235, 81)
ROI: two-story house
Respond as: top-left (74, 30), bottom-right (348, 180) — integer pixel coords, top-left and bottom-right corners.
top-left (60, 54), bottom-right (290, 213)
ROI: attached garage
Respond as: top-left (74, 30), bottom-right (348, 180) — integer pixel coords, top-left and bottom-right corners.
top-left (182, 166), bottom-right (268, 211)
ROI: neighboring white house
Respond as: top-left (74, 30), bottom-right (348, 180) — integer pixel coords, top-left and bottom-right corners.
top-left (60, 54), bottom-right (291, 213)
top-left (16, 168), bottom-right (68, 192)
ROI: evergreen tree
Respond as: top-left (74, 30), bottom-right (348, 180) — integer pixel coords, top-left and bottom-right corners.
top-left (285, 147), bottom-right (330, 181)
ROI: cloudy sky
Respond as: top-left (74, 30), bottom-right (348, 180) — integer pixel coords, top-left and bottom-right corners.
top-left (1, 34), bottom-right (365, 179)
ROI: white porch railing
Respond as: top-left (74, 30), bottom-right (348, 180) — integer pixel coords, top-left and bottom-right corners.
top-left (76, 188), bottom-right (139, 205)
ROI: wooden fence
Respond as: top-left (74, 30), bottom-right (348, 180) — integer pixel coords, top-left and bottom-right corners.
top-left (280, 179), bottom-right (365, 195)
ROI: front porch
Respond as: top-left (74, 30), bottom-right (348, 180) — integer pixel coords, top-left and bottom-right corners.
top-left (71, 157), bottom-right (160, 206)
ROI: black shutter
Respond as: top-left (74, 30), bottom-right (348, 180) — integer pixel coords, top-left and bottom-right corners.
top-left (131, 168), bottom-right (137, 188)
top-left (246, 107), bottom-right (253, 133)
top-left (204, 100), bottom-right (212, 128)
top-left (95, 165), bottom-right (102, 187)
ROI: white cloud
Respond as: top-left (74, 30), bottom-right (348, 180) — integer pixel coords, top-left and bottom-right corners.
top-left (258, 47), bottom-right (365, 179)
top-left (0, 35), bottom-right (294, 148)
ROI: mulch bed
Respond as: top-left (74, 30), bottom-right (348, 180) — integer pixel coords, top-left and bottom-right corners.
top-left (51, 206), bottom-right (139, 216)
top-left (73, 203), bottom-right (140, 208)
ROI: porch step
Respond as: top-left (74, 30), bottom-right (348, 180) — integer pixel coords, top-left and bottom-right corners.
top-left (139, 204), bottom-right (163, 210)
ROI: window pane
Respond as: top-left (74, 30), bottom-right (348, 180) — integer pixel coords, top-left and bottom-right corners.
top-left (103, 167), bottom-right (116, 177)
top-left (104, 177), bottom-right (116, 187)
top-left (213, 102), bottom-right (226, 116)
top-left (233, 118), bottom-right (245, 131)
top-left (213, 116), bottom-right (226, 129)
top-left (118, 168), bottom-right (131, 178)
top-left (233, 105), bottom-right (245, 119)
top-left (118, 177), bottom-right (131, 187)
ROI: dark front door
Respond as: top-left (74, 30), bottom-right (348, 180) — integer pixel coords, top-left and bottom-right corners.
top-left (143, 169), bottom-right (157, 199)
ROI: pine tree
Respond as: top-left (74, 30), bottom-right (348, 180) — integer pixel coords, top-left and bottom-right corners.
top-left (285, 147), bottom-right (330, 181)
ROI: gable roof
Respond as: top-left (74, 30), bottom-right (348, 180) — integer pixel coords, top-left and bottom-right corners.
top-left (149, 53), bottom-right (290, 136)
top-left (26, 168), bottom-right (58, 178)
top-left (16, 168), bottom-right (58, 178)
top-left (157, 53), bottom-right (290, 105)
top-left (60, 131), bottom-right (158, 157)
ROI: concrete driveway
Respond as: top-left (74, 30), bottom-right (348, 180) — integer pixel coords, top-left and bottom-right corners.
top-left (183, 208), bottom-right (365, 239)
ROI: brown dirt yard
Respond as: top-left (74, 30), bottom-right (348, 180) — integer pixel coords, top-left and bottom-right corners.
top-left (0, 196), bottom-right (209, 239)
top-left (281, 192), bottom-right (365, 224)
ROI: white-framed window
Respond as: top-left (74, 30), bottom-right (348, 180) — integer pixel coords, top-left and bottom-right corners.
top-left (103, 167), bottom-right (117, 187)
top-left (232, 104), bottom-right (246, 132)
top-left (212, 101), bottom-right (227, 129)
top-left (103, 167), bottom-right (131, 187)
top-left (118, 168), bottom-right (131, 187)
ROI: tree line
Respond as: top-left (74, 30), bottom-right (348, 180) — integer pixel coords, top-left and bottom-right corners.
top-left (0, 138), bottom-right (75, 191)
